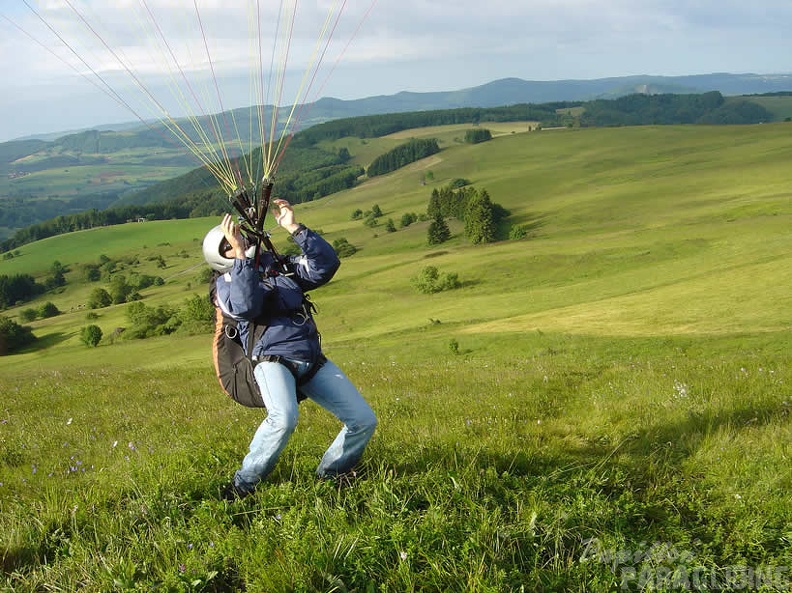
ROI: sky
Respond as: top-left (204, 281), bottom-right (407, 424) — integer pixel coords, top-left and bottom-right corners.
top-left (1, 0), bottom-right (792, 142)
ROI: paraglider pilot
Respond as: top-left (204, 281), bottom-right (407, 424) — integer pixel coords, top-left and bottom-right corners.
top-left (203, 199), bottom-right (376, 498)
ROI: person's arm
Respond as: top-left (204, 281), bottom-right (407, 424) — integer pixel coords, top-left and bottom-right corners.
top-left (273, 199), bottom-right (340, 289)
top-left (219, 213), bottom-right (267, 319)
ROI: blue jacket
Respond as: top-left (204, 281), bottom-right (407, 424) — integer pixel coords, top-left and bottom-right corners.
top-left (214, 226), bottom-right (340, 363)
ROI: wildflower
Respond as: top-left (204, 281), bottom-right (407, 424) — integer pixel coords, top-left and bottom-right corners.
top-left (400, 551), bottom-right (408, 561)
top-left (66, 418), bottom-right (73, 425)
top-left (179, 564), bottom-right (186, 573)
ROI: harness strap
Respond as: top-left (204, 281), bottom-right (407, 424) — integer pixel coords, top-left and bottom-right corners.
top-left (254, 353), bottom-right (327, 387)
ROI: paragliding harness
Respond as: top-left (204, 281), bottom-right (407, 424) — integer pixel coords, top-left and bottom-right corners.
top-left (208, 179), bottom-right (326, 408)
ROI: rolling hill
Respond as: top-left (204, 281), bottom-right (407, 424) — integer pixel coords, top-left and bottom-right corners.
top-left (3, 85), bottom-right (790, 245)
top-left (2, 120), bottom-right (790, 356)
top-left (1, 121), bottom-right (790, 591)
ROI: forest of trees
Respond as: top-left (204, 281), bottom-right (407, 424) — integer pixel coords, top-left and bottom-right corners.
top-left (427, 182), bottom-right (509, 245)
top-left (579, 91), bottom-right (772, 126)
top-left (0, 273), bottom-right (43, 309)
top-left (464, 128), bottom-right (492, 144)
top-left (367, 139), bottom-right (441, 177)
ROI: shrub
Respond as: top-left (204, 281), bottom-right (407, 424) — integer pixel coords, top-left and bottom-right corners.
top-left (179, 294), bottom-right (215, 334)
top-left (411, 266), bottom-right (461, 294)
top-left (332, 238), bottom-right (357, 258)
top-left (44, 271), bottom-right (66, 291)
top-left (38, 301), bottom-right (60, 319)
top-left (509, 224), bottom-right (530, 240)
top-left (125, 301), bottom-right (180, 339)
top-left (2, 318), bottom-right (31, 348)
top-left (83, 265), bottom-right (101, 282)
top-left (109, 275), bottom-right (136, 304)
top-left (196, 267), bottom-right (214, 284)
top-left (0, 316), bottom-right (35, 355)
top-left (80, 325), bottom-right (103, 347)
top-left (400, 212), bottom-right (418, 228)
top-left (20, 308), bottom-right (38, 322)
top-left (129, 274), bottom-right (160, 290)
top-left (87, 288), bottom-right (112, 309)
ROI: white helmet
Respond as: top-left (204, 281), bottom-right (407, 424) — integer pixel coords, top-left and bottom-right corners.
top-left (202, 225), bottom-right (258, 272)
top-left (202, 225), bottom-right (234, 273)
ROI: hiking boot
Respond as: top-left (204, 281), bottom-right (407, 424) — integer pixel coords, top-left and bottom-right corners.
top-left (220, 481), bottom-right (251, 501)
top-left (319, 470), bottom-right (358, 489)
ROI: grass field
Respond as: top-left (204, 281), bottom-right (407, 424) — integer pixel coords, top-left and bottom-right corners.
top-left (1, 122), bottom-right (791, 591)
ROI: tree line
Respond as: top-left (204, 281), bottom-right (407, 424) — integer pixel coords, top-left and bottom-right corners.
top-left (293, 104), bottom-right (572, 145)
top-left (367, 139), bottom-right (440, 177)
top-left (288, 91), bottom-right (774, 146)
top-left (579, 91), bottom-right (772, 126)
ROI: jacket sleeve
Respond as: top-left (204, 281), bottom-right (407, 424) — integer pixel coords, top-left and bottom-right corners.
top-left (288, 227), bottom-right (341, 291)
top-left (222, 258), bottom-right (269, 320)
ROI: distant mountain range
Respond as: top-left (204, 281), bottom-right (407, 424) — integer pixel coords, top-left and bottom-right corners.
top-left (17, 72), bottom-right (792, 142)
top-left (307, 72), bottom-right (792, 118)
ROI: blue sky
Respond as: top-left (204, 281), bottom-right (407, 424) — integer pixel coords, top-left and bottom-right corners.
top-left (1, 0), bottom-right (792, 142)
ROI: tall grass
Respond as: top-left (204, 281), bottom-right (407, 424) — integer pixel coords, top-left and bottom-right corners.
top-left (1, 332), bottom-right (790, 591)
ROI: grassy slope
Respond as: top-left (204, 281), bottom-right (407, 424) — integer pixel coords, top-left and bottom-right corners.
top-left (1, 123), bottom-right (791, 591)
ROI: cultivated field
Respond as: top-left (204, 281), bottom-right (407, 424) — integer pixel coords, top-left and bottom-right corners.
top-left (1, 123), bottom-right (791, 591)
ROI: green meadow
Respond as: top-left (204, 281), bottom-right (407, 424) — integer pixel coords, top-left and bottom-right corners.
top-left (1, 123), bottom-right (791, 591)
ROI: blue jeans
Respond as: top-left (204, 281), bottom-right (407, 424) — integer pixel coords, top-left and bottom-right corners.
top-left (233, 358), bottom-right (377, 492)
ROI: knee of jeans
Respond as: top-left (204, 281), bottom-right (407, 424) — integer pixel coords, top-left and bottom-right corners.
top-left (358, 409), bottom-right (377, 434)
top-left (267, 409), bottom-right (299, 434)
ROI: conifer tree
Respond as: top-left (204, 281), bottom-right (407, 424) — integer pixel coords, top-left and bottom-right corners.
top-left (464, 191), bottom-right (496, 244)
top-left (427, 213), bottom-right (451, 245)
top-left (427, 188), bottom-right (442, 218)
